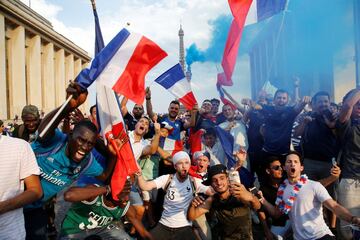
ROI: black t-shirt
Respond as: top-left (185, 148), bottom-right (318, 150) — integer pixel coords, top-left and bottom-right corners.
top-left (247, 110), bottom-right (265, 153)
top-left (336, 119), bottom-right (360, 179)
top-left (302, 112), bottom-right (339, 162)
top-left (262, 106), bottom-right (298, 155)
top-left (259, 182), bottom-right (288, 227)
top-left (194, 113), bottom-right (216, 132)
top-left (212, 194), bottom-right (252, 240)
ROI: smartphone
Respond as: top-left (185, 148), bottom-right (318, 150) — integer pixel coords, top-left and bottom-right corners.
top-left (331, 158), bottom-right (337, 166)
top-left (249, 187), bottom-right (262, 200)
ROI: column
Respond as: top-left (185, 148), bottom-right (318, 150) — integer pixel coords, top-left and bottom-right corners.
top-left (65, 53), bottom-right (74, 85)
top-left (0, 14), bottom-right (7, 119)
top-left (55, 49), bottom-right (65, 106)
top-left (7, 25), bottom-right (26, 118)
top-left (26, 35), bottom-right (42, 108)
top-left (42, 42), bottom-right (55, 113)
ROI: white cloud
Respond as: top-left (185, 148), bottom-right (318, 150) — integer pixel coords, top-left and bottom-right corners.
top-left (21, 0), bottom-right (252, 112)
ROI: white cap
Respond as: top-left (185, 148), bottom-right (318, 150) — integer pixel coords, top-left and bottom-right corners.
top-left (172, 151), bottom-right (190, 165)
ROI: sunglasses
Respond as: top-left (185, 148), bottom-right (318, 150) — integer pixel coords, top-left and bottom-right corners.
top-left (133, 107), bottom-right (143, 110)
top-left (271, 165), bottom-right (282, 171)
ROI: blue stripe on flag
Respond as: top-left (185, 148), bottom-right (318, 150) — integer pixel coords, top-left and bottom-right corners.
top-left (256, 0), bottom-right (287, 22)
top-left (154, 63), bottom-right (185, 89)
top-left (76, 28), bottom-right (130, 89)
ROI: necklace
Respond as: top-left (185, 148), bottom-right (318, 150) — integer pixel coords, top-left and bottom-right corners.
top-left (275, 174), bottom-right (308, 214)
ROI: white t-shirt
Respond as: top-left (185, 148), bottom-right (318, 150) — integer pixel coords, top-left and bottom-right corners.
top-left (128, 131), bottom-right (150, 161)
top-left (281, 180), bottom-right (333, 240)
top-left (0, 136), bottom-right (40, 239)
top-left (154, 174), bottom-right (209, 228)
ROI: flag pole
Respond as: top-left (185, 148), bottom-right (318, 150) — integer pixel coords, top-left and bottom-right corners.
top-left (38, 95), bottom-right (72, 138)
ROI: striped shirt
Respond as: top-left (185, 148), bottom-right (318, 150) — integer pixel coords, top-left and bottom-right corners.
top-left (0, 135), bottom-right (40, 239)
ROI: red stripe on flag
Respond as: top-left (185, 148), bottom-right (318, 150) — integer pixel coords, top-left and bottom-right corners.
top-left (113, 36), bottom-right (167, 104)
top-left (179, 92), bottom-right (197, 110)
top-left (221, 0), bottom-right (253, 84)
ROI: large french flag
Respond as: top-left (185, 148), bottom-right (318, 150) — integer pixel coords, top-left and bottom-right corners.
top-left (76, 28), bottom-right (168, 104)
top-left (218, 0), bottom-right (287, 86)
top-left (154, 63), bottom-right (197, 110)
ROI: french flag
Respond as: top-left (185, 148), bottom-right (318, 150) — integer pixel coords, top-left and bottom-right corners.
top-left (76, 28), bottom-right (168, 104)
top-left (154, 63), bottom-right (197, 110)
top-left (218, 0), bottom-right (287, 86)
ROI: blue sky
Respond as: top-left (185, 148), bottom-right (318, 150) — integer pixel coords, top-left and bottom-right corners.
top-left (22, 0), bottom-right (252, 112)
top-left (21, 0), bottom-right (357, 111)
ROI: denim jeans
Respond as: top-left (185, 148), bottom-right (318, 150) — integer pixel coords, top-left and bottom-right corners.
top-left (338, 178), bottom-right (360, 240)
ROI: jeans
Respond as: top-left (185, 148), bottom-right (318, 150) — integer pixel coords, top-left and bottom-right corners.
top-left (59, 221), bottom-right (131, 240)
top-left (338, 178), bottom-right (360, 240)
top-left (150, 223), bottom-right (196, 240)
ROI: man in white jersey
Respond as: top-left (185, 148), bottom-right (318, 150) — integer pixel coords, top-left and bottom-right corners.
top-left (137, 151), bottom-right (212, 240)
top-left (261, 151), bottom-right (360, 240)
top-left (0, 135), bottom-right (42, 239)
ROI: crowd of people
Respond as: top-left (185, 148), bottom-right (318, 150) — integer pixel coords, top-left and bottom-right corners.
top-left (1, 82), bottom-right (360, 240)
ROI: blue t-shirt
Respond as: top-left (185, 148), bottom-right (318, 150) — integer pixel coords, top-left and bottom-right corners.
top-left (26, 129), bottom-right (103, 208)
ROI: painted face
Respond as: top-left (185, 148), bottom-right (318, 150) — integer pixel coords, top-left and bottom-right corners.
top-left (222, 105), bottom-right (235, 120)
top-left (134, 117), bottom-right (150, 136)
top-left (174, 158), bottom-right (191, 180)
top-left (22, 114), bottom-right (40, 133)
top-left (313, 95), bottom-right (330, 113)
top-left (203, 134), bottom-right (216, 148)
top-left (211, 173), bottom-right (229, 194)
top-left (284, 154), bottom-right (303, 179)
top-left (201, 102), bottom-right (212, 114)
top-left (197, 156), bottom-right (210, 173)
top-left (168, 103), bottom-right (180, 119)
top-left (132, 104), bottom-right (144, 119)
top-left (67, 126), bottom-right (97, 163)
top-left (267, 160), bottom-right (283, 179)
top-left (274, 92), bottom-right (288, 107)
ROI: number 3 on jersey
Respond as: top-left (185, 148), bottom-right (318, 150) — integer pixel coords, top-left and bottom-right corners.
top-left (167, 189), bottom-right (176, 200)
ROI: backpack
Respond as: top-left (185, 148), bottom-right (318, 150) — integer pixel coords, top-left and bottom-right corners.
top-left (163, 174), bottom-right (198, 197)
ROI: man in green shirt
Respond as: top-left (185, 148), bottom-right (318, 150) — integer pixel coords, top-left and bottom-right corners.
top-left (59, 179), bottom-right (152, 240)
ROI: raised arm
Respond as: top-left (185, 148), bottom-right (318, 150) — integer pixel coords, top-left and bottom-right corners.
top-left (136, 174), bottom-right (157, 191)
top-left (142, 122), bottom-right (161, 156)
top-left (339, 89), bottom-right (360, 123)
top-left (145, 87), bottom-right (155, 120)
top-left (294, 96), bottom-right (311, 114)
top-left (38, 82), bottom-right (88, 142)
top-left (120, 96), bottom-right (129, 116)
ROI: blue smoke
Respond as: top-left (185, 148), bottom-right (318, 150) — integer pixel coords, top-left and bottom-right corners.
top-left (185, 15), bottom-right (232, 65)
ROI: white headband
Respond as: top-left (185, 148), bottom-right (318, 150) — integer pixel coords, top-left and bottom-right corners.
top-left (172, 151), bottom-right (190, 165)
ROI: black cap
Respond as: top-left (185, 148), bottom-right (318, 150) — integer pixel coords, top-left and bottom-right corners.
top-left (202, 164), bottom-right (227, 186)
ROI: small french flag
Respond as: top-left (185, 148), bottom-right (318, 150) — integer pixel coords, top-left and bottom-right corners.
top-left (154, 63), bottom-right (197, 110)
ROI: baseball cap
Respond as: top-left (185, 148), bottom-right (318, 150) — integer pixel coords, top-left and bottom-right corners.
top-left (202, 164), bottom-right (227, 186)
top-left (21, 105), bottom-right (40, 118)
top-left (193, 151), bottom-right (211, 161)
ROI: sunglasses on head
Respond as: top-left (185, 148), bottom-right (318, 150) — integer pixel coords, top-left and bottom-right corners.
top-left (271, 165), bottom-right (282, 170)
